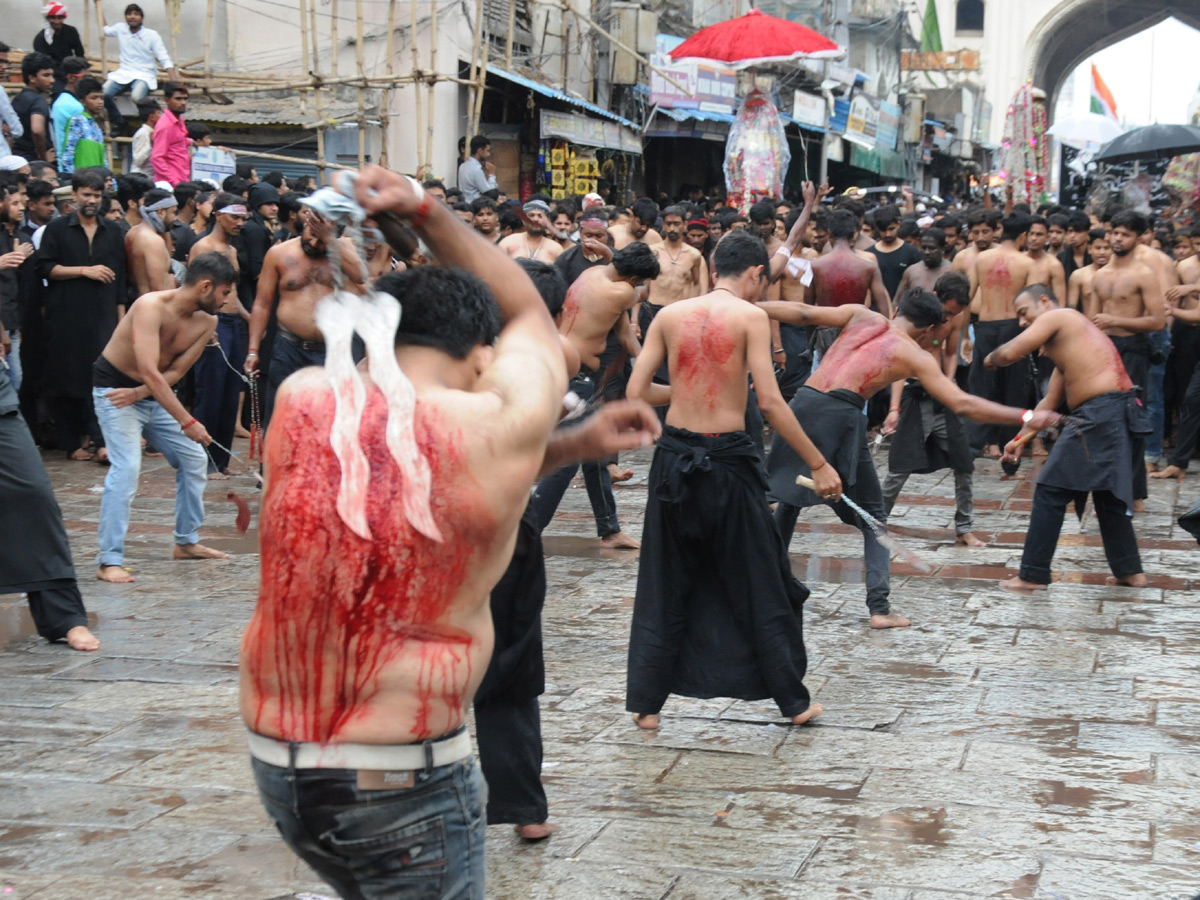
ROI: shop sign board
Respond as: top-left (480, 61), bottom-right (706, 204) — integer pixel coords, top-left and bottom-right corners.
top-left (845, 93), bottom-right (879, 148)
top-left (540, 110), bottom-right (642, 154)
top-left (900, 50), bottom-right (980, 71)
top-left (791, 90), bottom-right (828, 131)
top-left (648, 58), bottom-right (737, 114)
top-left (876, 100), bottom-right (901, 151)
top-left (192, 146), bottom-right (236, 186)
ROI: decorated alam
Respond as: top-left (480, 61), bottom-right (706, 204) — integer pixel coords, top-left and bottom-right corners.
top-left (4, 0), bottom-right (1200, 897)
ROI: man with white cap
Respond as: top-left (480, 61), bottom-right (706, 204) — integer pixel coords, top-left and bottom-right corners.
top-left (0, 157), bottom-right (30, 176)
top-left (500, 199), bottom-right (563, 263)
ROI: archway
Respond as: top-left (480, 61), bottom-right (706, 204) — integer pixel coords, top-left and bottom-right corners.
top-left (1028, 0), bottom-right (1200, 115)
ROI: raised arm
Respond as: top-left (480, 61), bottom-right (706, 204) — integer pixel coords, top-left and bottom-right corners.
top-left (758, 299), bottom-right (863, 330)
top-left (910, 345), bottom-right (1058, 429)
top-left (769, 182), bottom-right (818, 282)
top-left (355, 166), bottom-right (566, 441)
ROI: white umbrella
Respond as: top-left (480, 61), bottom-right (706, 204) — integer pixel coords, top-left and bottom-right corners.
top-left (1047, 112), bottom-right (1124, 149)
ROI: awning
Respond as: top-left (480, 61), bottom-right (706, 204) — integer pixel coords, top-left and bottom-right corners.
top-left (487, 65), bottom-right (638, 129)
top-left (657, 106), bottom-right (735, 124)
top-left (849, 143), bottom-right (909, 179)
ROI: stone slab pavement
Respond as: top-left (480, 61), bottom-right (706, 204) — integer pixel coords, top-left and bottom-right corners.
top-left (2, 438), bottom-right (1200, 900)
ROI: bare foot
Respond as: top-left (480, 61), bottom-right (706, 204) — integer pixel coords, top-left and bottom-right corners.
top-left (1000, 575), bottom-right (1046, 592)
top-left (1106, 573), bottom-right (1149, 588)
top-left (96, 565), bottom-right (135, 583)
top-left (791, 703), bottom-right (823, 725)
top-left (870, 613), bottom-right (912, 629)
top-left (95, 447), bottom-right (109, 465)
top-left (514, 823), bottom-right (553, 841)
top-left (632, 713), bottom-right (660, 730)
top-left (65, 625), bottom-right (100, 651)
top-left (173, 543), bottom-right (230, 560)
top-left (955, 532), bottom-right (988, 548)
top-left (1145, 459), bottom-right (1159, 474)
top-left (1151, 465), bottom-right (1186, 481)
top-left (1133, 499), bottom-right (1146, 514)
top-left (1031, 438), bottom-right (1049, 457)
top-left (207, 469), bottom-right (231, 481)
top-left (607, 464), bottom-right (634, 483)
top-left (68, 448), bottom-right (94, 461)
top-left (235, 425), bottom-right (251, 439)
top-left (601, 532), bottom-right (640, 550)
top-left (984, 444), bottom-right (1001, 460)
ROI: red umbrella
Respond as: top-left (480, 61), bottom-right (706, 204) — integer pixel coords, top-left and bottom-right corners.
top-left (668, 8), bottom-right (844, 69)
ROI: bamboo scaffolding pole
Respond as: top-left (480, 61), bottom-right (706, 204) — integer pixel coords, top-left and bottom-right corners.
top-left (298, 0), bottom-right (310, 115)
top-left (472, 30), bottom-right (489, 139)
top-left (425, 0), bottom-right (437, 171)
top-left (381, 0), bottom-right (397, 168)
top-left (203, 0), bottom-right (215, 79)
top-left (83, 0), bottom-right (91, 60)
top-left (309, 0), bottom-right (327, 183)
top-left (95, 0), bottom-right (108, 81)
top-left (331, 0), bottom-right (339, 77)
top-left (561, 0), bottom-right (569, 88)
top-left (410, 0), bottom-right (425, 174)
top-left (192, 73), bottom-right (474, 94)
top-left (166, 0), bottom-right (180, 68)
top-left (355, 0), bottom-right (366, 167)
top-left (467, 0), bottom-right (485, 138)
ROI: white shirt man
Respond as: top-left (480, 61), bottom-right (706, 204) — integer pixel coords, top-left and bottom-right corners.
top-left (101, 5), bottom-right (175, 100)
top-left (457, 136), bottom-right (498, 203)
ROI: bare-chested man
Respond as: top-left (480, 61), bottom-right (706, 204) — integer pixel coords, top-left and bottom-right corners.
top-left (92, 253), bottom-right (237, 583)
top-left (952, 209), bottom-right (1000, 278)
top-left (1066, 229), bottom-right (1111, 311)
top-left (125, 188), bottom-right (178, 296)
top-left (530, 242), bottom-right (660, 549)
top-left (499, 199), bottom-right (563, 263)
top-left (881, 273), bottom-right (984, 547)
top-left (761, 289), bottom-right (1059, 628)
top-left (1159, 228), bottom-right (1200, 481)
top-left (985, 285), bottom-right (1149, 592)
top-left (896, 228), bottom-right (955, 295)
top-left (626, 229), bottom-right (837, 729)
top-left (189, 194), bottom-right (253, 475)
top-left (1025, 215), bottom-right (1067, 302)
top-left (239, 166), bottom-right (568, 899)
top-left (1089, 210), bottom-right (1166, 505)
top-left (610, 197), bottom-right (662, 249)
top-left (967, 212), bottom-right (1036, 457)
top-left (804, 209), bottom-right (890, 361)
top-left (642, 205), bottom-right (706, 325)
top-left (244, 208), bottom-right (366, 421)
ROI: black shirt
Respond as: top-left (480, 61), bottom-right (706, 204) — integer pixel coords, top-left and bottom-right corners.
top-left (868, 241), bottom-right (922, 300)
top-left (32, 24), bottom-right (86, 81)
top-left (554, 243), bottom-right (604, 287)
top-left (11, 88), bottom-right (51, 160)
top-left (1057, 246), bottom-right (1092, 283)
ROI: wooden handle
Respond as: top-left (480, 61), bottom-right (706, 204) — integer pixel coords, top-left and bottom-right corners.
top-left (796, 475), bottom-right (816, 488)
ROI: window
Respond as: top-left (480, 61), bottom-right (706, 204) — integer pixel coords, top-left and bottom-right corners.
top-left (956, 0), bottom-right (984, 33)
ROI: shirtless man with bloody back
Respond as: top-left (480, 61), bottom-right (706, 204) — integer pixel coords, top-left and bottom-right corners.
top-left (244, 209), bottom-right (366, 420)
top-left (625, 229), bottom-right (838, 730)
top-left (967, 212), bottom-right (1036, 457)
top-left (760, 289), bottom-right (1060, 628)
top-left (985, 285), bottom-right (1150, 592)
top-left (240, 167), bottom-right (568, 900)
top-left (805, 209), bottom-right (891, 360)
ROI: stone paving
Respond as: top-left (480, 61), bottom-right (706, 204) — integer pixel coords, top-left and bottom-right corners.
top-left (2, 437), bottom-right (1200, 899)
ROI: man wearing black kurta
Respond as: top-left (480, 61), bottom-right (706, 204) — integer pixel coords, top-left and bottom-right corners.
top-left (34, 169), bottom-right (127, 459)
top-left (0, 323), bottom-right (98, 651)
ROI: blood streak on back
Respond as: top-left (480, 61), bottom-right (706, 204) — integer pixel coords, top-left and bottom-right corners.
top-left (673, 309), bottom-right (736, 406)
top-left (247, 386), bottom-right (493, 742)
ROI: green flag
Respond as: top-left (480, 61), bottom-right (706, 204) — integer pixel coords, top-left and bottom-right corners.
top-left (920, 0), bottom-right (943, 52)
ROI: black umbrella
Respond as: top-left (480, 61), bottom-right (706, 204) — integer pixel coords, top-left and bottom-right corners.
top-left (1093, 123), bottom-right (1200, 163)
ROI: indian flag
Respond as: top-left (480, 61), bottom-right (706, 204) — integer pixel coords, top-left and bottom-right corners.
top-left (1090, 64), bottom-right (1117, 121)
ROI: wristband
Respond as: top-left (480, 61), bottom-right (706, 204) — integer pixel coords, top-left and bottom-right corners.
top-left (889, 406), bottom-right (900, 412)
top-left (405, 176), bottom-right (432, 229)
top-left (1021, 409), bottom-right (1033, 425)
top-left (774, 246), bottom-right (791, 257)
top-left (246, 351), bottom-right (258, 358)
top-left (811, 459), bottom-right (827, 472)
top-left (182, 418), bottom-right (198, 430)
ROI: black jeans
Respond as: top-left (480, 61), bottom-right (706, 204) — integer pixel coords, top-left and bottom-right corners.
top-left (1018, 484), bottom-right (1142, 584)
top-left (192, 314), bottom-right (246, 472)
top-left (473, 695), bottom-right (547, 826)
top-left (1168, 362), bottom-right (1200, 470)
top-left (773, 439), bottom-right (890, 617)
top-left (531, 371), bottom-right (621, 537)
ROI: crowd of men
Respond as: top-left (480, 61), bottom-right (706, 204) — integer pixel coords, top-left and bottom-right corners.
top-left (2, 88), bottom-right (1199, 897)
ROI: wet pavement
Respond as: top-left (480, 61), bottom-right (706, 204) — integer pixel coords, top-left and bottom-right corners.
top-left (2, 439), bottom-right (1200, 899)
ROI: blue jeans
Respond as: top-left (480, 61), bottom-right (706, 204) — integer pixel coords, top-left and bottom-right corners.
top-left (5, 331), bottom-right (20, 392)
top-left (1145, 328), bottom-right (1171, 459)
top-left (252, 753), bottom-right (487, 900)
top-left (102, 78), bottom-right (151, 100)
top-left (93, 388), bottom-right (208, 566)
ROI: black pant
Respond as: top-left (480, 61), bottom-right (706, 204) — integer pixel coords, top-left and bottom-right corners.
top-left (1169, 362), bottom-right (1200, 470)
top-left (1166, 322), bottom-right (1200, 443)
top-left (773, 440), bottom-right (890, 617)
top-left (54, 395), bottom-right (101, 454)
top-left (27, 582), bottom-right (89, 642)
top-left (1018, 484), bottom-right (1142, 584)
top-left (473, 695), bottom-right (547, 826)
top-left (968, 320), bottom-right (1034, 451)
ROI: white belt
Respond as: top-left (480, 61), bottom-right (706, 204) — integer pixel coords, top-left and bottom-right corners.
top-left (247, 727), bottom-right (472, 771)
